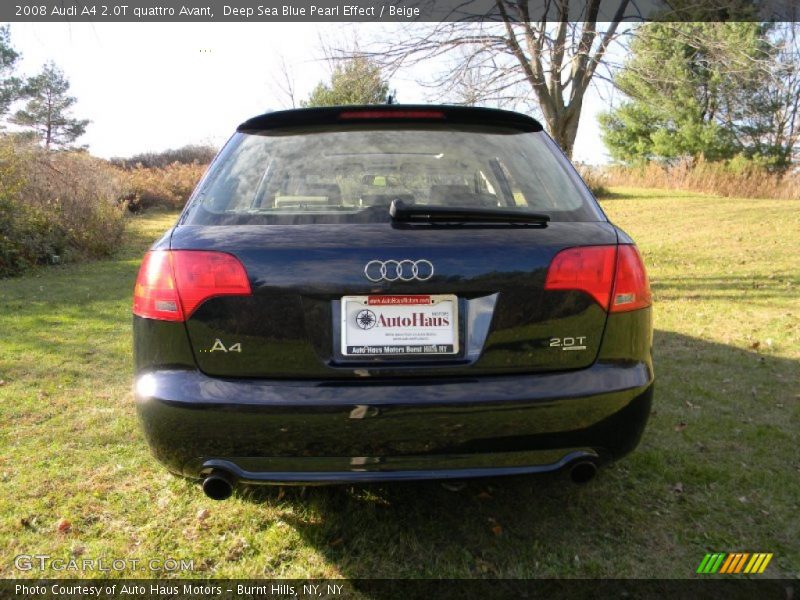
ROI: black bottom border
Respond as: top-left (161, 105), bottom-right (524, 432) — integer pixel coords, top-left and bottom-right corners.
top-left (2, 579), bottom-right (797, 600)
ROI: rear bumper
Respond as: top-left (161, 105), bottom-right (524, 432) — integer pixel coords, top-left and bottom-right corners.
top-left (134, 360), bottom-right (653, 484)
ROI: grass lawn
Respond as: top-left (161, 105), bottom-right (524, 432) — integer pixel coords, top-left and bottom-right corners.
top-left (0, 189), bottom-right (798, 579)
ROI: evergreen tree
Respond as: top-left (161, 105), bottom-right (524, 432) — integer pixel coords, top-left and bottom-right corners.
top-left (599, 22), bottom-right (790, 165)
top-left (0, 25), bottom-right (22, 118)
top-left (11, 62), bottom-right (89, 149)
top-left (303, 57), bottom-right (389, 107)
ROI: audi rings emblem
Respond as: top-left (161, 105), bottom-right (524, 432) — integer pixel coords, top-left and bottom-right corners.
top-left (364, 259), bottom-right (434, 282)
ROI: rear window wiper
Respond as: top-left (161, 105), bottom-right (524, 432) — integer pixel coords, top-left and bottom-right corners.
top-left (389, 199), bottom-right (550, 225)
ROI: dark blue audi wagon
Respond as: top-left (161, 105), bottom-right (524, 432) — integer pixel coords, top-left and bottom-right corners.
top-left (132, 105), bottom-right (653, 499)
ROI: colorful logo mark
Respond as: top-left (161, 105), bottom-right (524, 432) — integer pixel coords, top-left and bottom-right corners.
top-left (697, 553), bottom-right (773, 574)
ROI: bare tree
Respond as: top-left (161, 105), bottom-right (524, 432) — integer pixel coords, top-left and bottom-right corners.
top-left (762, 23), bottom-right (800, 165)
top-left (272, 55), bottom-right (298, 109)
top-left (430, 46), bottom-right (531, 108)
top-left (345, 0), bottom-right (636, 158)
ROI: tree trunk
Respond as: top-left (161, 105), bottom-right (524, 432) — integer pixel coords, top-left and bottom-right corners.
top-left (45, 92), bottom-right (52, 150)
top-left (543, 99), bottom-right (583, 160)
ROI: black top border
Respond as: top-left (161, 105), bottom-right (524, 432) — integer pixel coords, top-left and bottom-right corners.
top-left (4, 0), bottom-right (800, 23)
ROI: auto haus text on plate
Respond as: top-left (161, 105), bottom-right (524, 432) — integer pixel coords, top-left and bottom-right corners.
top-left (223, 4), bottom-right (421, 18)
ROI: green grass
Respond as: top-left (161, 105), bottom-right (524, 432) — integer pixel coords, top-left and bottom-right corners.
top-left (0, 190), bottom-right (797, 579)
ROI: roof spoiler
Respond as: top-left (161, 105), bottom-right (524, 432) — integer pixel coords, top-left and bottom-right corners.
top-left (237, 105), bottom-right (544, 133)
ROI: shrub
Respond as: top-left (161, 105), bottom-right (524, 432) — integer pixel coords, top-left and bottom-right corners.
top-left (0, 137), bottom-right (126, 277)
top-left (118, 161), bottom-right (207, 212)
top-left (575, 163), bottom-right (610, 197)
top-left (109, 144), bottom-right (217, 169)
top-left (0, 142), bottom-right (49, 275)
top-left (601, 156), bottom-right (800, 200)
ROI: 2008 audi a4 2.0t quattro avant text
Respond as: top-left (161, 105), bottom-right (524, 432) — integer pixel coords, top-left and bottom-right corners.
top-left (132, 105), bottom-right (653, 500)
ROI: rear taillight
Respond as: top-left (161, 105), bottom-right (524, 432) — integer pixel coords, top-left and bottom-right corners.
top-left (545, 245), bottom-right (650, 313)
top-left (610, 245), bottom-right (651, 312)
top-left (133, 250), bottom-right (251, 321)
top-left (545, 246), bottom-right (617, 309)
top-left (133, 251), bottom-right (183, 321)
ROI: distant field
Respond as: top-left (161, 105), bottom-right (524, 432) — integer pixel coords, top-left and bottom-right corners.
top-left (0, 189), bottom-right (797, 579)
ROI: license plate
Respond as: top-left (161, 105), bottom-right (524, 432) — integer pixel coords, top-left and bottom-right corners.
top-left (340, 294), bottom-right (459, 357)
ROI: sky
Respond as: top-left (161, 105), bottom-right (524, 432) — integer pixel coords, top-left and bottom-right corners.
top-left (6, 22), bottom-right (614, 164)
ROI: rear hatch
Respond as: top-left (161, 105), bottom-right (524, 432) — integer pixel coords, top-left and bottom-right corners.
top-left (171, 222), bottom-right (617, 378)
top-left (172, 106), bottom-right (615, 379)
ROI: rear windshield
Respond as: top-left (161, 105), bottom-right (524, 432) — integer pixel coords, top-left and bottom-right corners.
top-left (183, 124), bottom-right (604, 225)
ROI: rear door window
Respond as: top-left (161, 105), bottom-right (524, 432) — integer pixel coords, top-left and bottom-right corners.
top-left (185, 124), bottom-right (604, 225)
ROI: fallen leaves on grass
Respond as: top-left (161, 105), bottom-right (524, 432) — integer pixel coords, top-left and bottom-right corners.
top-left (196, 558), bottom-right (215, 572)
top-left (196, 508), bottom-right (210, 521)
top-left (56, 518), bottom-right (72, 533)
top-left (488, 517), bottom-right (503, 536)
top-left (226, 538), bottom-right (248, 562)
top-left (674, 422), bottom-right (688, 432)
